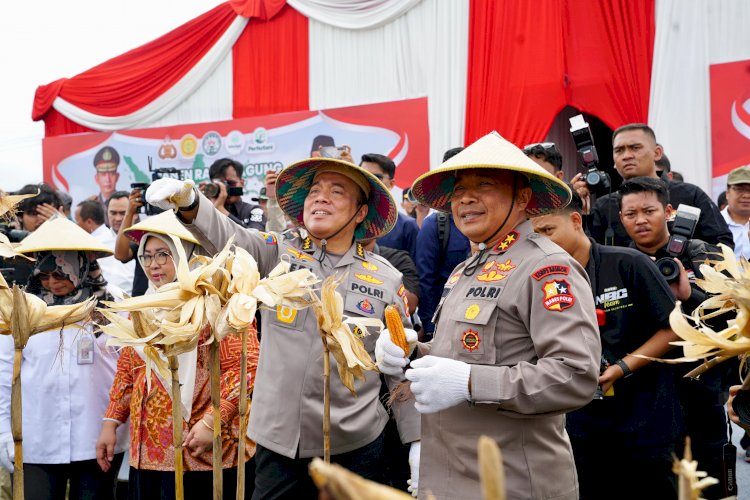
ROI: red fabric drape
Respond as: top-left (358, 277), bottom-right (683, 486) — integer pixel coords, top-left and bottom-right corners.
top-left (465, 0), bottom-right (655, 147)
top-left (232, 4), bottom-right (309, 118)
top-left (34, 3), bottom-right (239, 137)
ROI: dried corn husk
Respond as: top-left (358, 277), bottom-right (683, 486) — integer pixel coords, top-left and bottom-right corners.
top-left (633, 244), bottom-right (750, 379)
top-left (0, 191), bottom-right (38, 219)
top-left (674, 437), bottom-right (725, 500)
top-left (215, 254), bottom-right (318, 341)
top-left (309, 458), bottom-right (414, 500)
top-left (313, 274), bottom-right (380, 396)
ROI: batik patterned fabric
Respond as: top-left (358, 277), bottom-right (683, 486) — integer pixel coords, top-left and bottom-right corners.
top-left (104, 325), bottom-right (259, 471)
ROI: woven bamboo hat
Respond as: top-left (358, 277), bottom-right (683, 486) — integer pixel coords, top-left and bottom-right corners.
top-left (276, 157), bottom-right (398, 240)
top-left (15, 216), bottom-right (113, 256)
top-left (411, 131), bottom-right (571, 216)
top-left (124, 210), bottom-right (199, 245)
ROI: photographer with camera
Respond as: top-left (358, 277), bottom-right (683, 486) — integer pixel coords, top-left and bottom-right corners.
top-left (199, 158), bottom-right (265, 230)
top-left (618, 177), bottom-right (736, 499)
top-left (112, 187), bottom-right (149, 296)
top-left (589, 123), bottom-right (733, 248)
top-left (532, 190), bottom-right (682, 499)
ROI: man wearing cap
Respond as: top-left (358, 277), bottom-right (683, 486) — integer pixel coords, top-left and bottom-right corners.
top-left (721, 165), bottom-right (750, 261)
top-left (93, 146), bottom-right (121, 205)
top-left (377, 132), bottom-right (601, 499)
top-left (145, 157), bottom-right (420, 498)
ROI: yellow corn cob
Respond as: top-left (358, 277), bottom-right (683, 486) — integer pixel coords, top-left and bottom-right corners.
top-left (384, 305), bottom-right (408, 357)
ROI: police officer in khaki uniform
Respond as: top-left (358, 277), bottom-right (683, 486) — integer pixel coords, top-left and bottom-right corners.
top-left (145, 157), bottom-right (420, 498)
top-left (377, 132), bottom-right (601, 500)
top-left (93, 146), bottom-right (121, 205)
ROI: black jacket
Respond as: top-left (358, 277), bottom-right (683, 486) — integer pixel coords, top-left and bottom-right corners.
top-left (589, 179), bottom-right (734, 248)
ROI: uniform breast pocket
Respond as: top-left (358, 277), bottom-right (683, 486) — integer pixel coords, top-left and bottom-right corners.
top-left (344, 293), bottom-right (387, 352)
top-left (270, 304), bottom-right (309, 332)
top-left (450, 298), bottom-right (500, 364)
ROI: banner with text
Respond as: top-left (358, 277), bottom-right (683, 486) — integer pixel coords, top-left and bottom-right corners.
top-left (42, 98), bottom-right (429, 209)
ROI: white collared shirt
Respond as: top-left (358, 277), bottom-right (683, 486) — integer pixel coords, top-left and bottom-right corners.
top-left (91, 224), bottom-right (135, 295)
top-left (721, 207), bottom-right (750, 260)
top-left (0, 326), bottom-right (127, 463)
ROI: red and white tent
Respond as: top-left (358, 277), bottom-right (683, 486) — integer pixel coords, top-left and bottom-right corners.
top-left (32, 0), bottom-right (750, 192)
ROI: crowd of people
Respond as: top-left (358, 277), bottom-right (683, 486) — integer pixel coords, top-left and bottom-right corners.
top-left (0, 124), bottom-right (748, 499)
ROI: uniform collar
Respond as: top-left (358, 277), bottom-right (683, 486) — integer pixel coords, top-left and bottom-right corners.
top-left (298, 236), bottom-right (366, 267)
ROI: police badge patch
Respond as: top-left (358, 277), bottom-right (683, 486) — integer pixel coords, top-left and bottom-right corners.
top-left (542, 279), bottom-right (575, 311)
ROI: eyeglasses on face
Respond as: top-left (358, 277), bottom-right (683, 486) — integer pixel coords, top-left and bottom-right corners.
top-left (138, 251), bottom-right (172, 267)
top-left (731, 184), bottom-right (750, 194)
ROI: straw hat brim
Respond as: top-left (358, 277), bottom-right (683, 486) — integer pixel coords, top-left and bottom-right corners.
top-left (124, 210), bottom-right (199, 245)
top-left (276, 157), bottom-right (398, 240)
top-left (15, 217), bottom-right (113, 256)
top-left (411, 131), bottom-right (572, 217)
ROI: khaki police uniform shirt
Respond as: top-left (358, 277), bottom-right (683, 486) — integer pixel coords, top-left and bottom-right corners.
top-left (420, 220), bottom-right (601, 500)
top-left (183, 192), bottom-right (419, 458)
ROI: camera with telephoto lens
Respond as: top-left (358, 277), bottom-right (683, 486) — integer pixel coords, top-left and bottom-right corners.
top-left (569, 114), bottom-right (611, 194)
top-left (654, 204), bottom-right (700, 283)
top-left (201, 180), bottom-right (244, 199)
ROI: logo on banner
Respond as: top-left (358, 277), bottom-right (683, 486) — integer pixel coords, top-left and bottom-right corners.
top-left (202, 131), bottom-right (222, 157)
top-left (246, 127), bottom-right (275, 154)
top-left (542, 279), bottom-right (575, 312)
top-left (179, 134), bottom-right (198, 159)
top-left (225, 130), bottom-right (245, 155)
top-left (158, 138), bottom-right (177, 160)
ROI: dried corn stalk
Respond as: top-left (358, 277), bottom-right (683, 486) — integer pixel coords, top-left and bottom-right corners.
top-left (312, 274), bottom-right (380, 463)
top-left (309, 458), bottom-right (414, 500)
top-left (313, 274), bottom-right (380, 395)
top-left (0, 273), bottom-right (96, 500)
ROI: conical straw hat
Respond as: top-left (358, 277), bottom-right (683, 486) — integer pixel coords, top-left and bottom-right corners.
top-left (411, 131), bottom-right (571, 216)
top-left (276, 157), bottom-right (397, 240)
top-left (124, 210), bottom-right (199, 245)
top-left (15, 216), bottom-right (113, 256)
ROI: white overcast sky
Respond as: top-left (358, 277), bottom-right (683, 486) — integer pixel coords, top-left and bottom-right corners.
top-left (0, 0), bottom-right (224, 192)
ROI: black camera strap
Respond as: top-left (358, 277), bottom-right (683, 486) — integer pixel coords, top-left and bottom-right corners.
top-left (604, 183), bottom-right (615, 246)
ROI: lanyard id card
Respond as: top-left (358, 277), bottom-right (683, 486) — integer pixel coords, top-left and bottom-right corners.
top-left (77, 332), bottom-right (95, 365)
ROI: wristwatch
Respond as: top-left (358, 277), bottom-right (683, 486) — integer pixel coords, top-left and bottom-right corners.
top-left (615, 359), bottom-right (633, 378)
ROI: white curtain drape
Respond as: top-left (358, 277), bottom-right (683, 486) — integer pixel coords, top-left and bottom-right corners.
top-left (307, 0), bottom-right (469, 183)
top-left (51, 15), bottom-right (246, 131)
top-left (287, 0), bottom-right (422, 29)
top-left (649, 0), bottom-right (750, 197)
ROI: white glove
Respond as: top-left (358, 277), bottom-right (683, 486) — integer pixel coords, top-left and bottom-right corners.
top-left (407, 441), bottom-right (420, 497)
top-left (0, 433), bottom-right (14, 471)
top-left (375, 328), bottom-right (417, 376)
top-left (405, 355), bottom-right (471, 414)
top-left (145, 178), bottom-right (196, 211)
